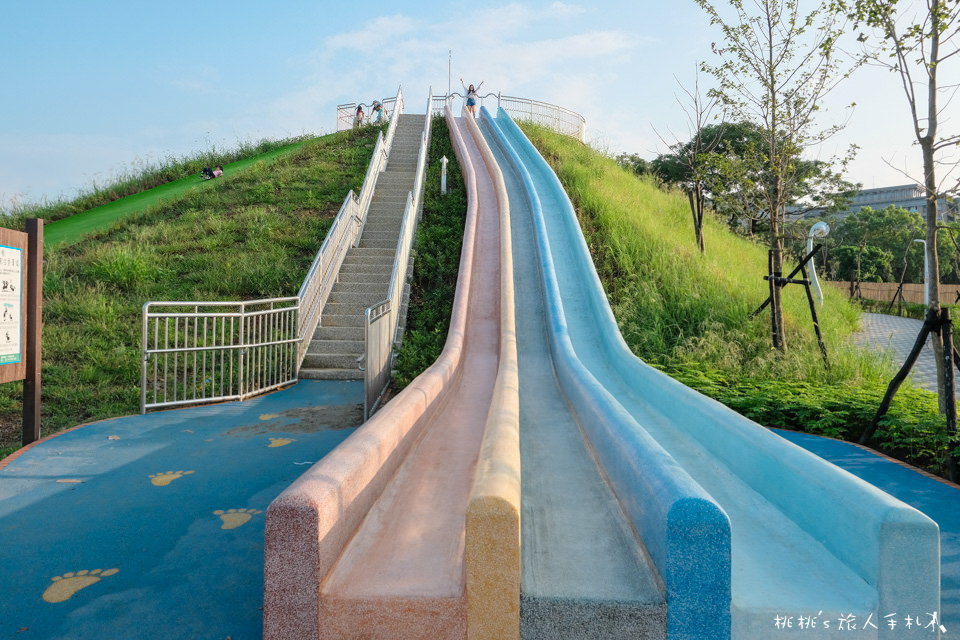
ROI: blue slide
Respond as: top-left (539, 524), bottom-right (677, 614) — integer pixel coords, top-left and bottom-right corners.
top-left (481, 106), bottom-right (941, 639)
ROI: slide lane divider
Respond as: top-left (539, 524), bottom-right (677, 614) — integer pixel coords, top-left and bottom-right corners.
top-left (462, 107), bottom-right (522, 640)
top-left (482, 108), bottom-right (731, 638)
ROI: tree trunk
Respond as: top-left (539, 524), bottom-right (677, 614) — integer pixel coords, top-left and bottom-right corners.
top-left (687, 189), bottom-right (706, 254)
top-left (770, 176), bottom-right (786, 351)
top-left (922, 136), bottom-right (946, 412)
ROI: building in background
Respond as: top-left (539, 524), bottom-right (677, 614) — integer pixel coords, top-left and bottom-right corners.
top-left (793, 184), bottom-right (959, 221)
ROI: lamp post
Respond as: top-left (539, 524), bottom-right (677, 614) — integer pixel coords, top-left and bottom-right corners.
top-left (915, 239), bottom-right (929, 306)
top-left (807, 221), bottom-right (830, 305)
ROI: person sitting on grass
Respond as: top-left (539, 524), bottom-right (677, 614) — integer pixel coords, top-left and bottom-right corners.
top-left (201, 165), bottom-right (224, 180)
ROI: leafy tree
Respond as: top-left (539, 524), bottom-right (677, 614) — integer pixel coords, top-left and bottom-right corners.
top-left (656, 121), bottom-right (857, 237)
top-left (831, 245), bottom-right (894, 282)
top-left (652, 72), bottom-right (726, 254)
top-left (693, 0), bottom-right (860, 350)
top-left (616, 153), bottom-right (655, 177)
top-left (836, 0), bottom-right (960, 405)
top-left (831, 205), bottom-right (926, 282)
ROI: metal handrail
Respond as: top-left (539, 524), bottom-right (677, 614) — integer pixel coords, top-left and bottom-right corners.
top-left (141, 297), bottom-right (299, 412)
top-left (338, 94), bottom-right (401, 131)
top-left (432, 92), bottom-right (586, 142)
top-left (499, 94), bottom-right (586, 142)
top-left (363, 87), bottom-right (434, 417)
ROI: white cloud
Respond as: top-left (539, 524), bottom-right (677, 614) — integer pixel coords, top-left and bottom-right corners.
top-left (324, 15), bottom-right (418, 51)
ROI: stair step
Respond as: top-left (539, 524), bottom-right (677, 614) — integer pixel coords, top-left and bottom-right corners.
top-left (328, 291), bottom-right (389, 306)
top-left (330, 278), bottom-right (391, 291)
top-left (337, 262), bottom-right (393, 274)
top-left (299, 367), bottom-right (364, 381)
top-left (359, 237), bottom-right (401, 249)
top-left (344, 248), bottom-right (395, 260)
top-left (307, 339), bottom-right (364, 355)
top-left (361, 222), bottom-right (404, 234)
top-left (321, 314), bottom-right (365, 328)
top-left (313, 326), bottom-right (364, 342)
top-left (361, 231), bottom-right (400, 242)
top-left (301, 352), bottom-right (365, 370)
top-left (323, 302), bottom-right (377, 316)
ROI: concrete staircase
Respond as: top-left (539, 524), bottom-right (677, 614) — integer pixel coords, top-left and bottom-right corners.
top-left (299, 113), bottom-right (426, 380)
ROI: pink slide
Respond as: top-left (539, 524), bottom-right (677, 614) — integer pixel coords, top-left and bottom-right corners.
top-left (263, 106), bottom-right (520, 640)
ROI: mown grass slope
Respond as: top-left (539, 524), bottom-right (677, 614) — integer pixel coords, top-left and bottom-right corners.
top-left (0, 127), bottom-right (381, 458)
top-left (521, 124), bottom-right (950, 476)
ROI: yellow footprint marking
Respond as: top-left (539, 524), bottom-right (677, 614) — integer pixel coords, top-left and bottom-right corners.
top-left (213, 508), bottom-right (262, 530)
top-left (42, 568), bottom-right (118, 603)
top-left (260, 413), bottom-right (279, 421)
top-left (267, 437), bottom-right (294, 448)
top-left (149, 470), bottom-right (195, 486)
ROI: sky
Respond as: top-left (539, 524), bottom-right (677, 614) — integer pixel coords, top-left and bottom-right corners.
top-left (1, 0), bottom-right (956, 211)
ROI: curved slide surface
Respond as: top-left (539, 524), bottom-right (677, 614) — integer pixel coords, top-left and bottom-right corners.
top-left (489, 107), bottom-right (941, 639)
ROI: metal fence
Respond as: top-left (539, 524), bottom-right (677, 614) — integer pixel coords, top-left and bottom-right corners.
top-left (499, 95), bottom-right (586, 142)
top-left (141, 299), bottom-right (299, 410)
top-left (363, 88), bottom-right (434, 417)
top-left (828, 280), bottom-right (960, 305)
top-left (141, 87), bottom-right (405, 413)
top-left (363, 300), bottom-right (392, 417)
top-left (432, 93), bottom-right (586, 142)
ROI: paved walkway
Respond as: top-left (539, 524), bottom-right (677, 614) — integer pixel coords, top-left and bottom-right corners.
top-left (852, 312), bottom-right (942, 392)
top-left (0, 380), bottom-right (363, 640)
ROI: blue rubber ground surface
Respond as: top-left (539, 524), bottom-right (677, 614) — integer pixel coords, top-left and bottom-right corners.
top-left (775, 427), bottom-right (960, 633)
top-left (0, 380), bottom-right (363, 640)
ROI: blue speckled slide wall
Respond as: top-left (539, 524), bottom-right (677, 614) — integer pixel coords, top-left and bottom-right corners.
top-left (490, 107), bottom-right (941, 639)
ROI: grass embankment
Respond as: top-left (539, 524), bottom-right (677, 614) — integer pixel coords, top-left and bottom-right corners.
top-left (0, 127), bottom-right (382, 459)
top-left (3, 138), bottom-right (310, 228)
top-left (393, 117), bottom-right (468, 389)
top-left (521, 124), bottom-right (951, 477)
top-left (40, 140), bottom-right (316, 248)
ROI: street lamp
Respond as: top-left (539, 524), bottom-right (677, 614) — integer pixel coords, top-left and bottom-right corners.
top-left (807, 221), bottom-right (830, 305)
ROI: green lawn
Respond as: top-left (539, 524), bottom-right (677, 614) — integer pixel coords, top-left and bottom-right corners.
top-left (43, 140), bottom-right (312, 247)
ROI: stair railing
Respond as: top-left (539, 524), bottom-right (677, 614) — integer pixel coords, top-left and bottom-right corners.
top-left (363, 87), bottom-right (433, 417)
top-left (296, 85), bottom-right (404, 366)
top-left (141, 87), bottom-right (404, 413)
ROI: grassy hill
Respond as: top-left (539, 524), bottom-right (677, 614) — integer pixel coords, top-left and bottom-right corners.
top-left (1, 118), bottom-right (950, 477)
top-left (0, 127), bottom-right (382, 458)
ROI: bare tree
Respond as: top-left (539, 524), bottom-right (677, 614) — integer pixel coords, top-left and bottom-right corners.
top-left (694, 0), bottom-right (860, 350)
top-left (837, 0), bottom-right (960, 405)
top-left (655, 72), bottom-right (726, 254)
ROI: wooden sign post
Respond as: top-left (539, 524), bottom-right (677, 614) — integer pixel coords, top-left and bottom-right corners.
top-left (0, 219), bottom-right (43, 446)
